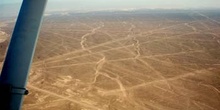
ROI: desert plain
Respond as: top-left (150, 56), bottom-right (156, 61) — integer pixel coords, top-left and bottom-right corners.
top-left (0, 10), bottom-right (220, 110)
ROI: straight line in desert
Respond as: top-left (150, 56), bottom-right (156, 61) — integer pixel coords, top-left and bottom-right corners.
top-left (46, 29), bottom-right (91, 32)
top-left (101, 70), bottom-right (196, 96)
top-left (50, 29), bottom-right (130, 33)
top-left (190, 14), bottom-right (211, 30)
top-left (37, 42), bottom-right (212, 70)
top-left (38, 26), bottom-right (194, 65)
top-left (33, 44), bottom-right (132, 67)
top-left (99, 51), bottom-right (208, 89)
top-left (101, 64), bottom-right (152, 83)
top-left (35, 41), bottom-right (62, 56)
top-left (105, 66), bottom-right (216, 95)
top-left (42, 42), bottom-right (67, 58)
top-left (75, 32), bottom-right (214, 62)
top-left (33, 21), bottom-right (198, 67)
top-left (38, 61), bottom-right (97, 69)
top-left (84, 32), bottom-right (201, 77)
top-left (37, 38), bottom-right (69, 54)
top-left (195, 11), bottom-right (220, 25)
top-left (36, 32), bottom-right (201, 69)
top-left (40, 31), bottom-right (135, 62)
top-left (153, 84), bottom-right (176, 95)
top-left (27, 85), bottom-right (104, 110)
top-left (23, 99), bottom-right (66, 109)
top-left (193, 100), bottom-right (218, 110)
top-left (48, 21), bottom-right (136, 55)
top-left (38, 38), bottom-right (62, 46)
top-left (34, 21), bottom-right (195, 64)
top-left (108, 56), bottom-right (195, 81)
top-left (76, 26), bottom-right (197, 57)
top-left (40, 25), bottom-right (129, 56)
top-left (108, 49), bottom-right (205, 62)
top-left (36, 22), bottom-right (162, 67)
top-left (36, 39), bottom-right (62, 55)
top-left (199, 83), bottom-right (220, 94)
top-left (104, 63), bottom-right (151, 83)
top-left (34, 31), bottom-right (195, 67)
top-left (45, 30), bottom-right (82, 42)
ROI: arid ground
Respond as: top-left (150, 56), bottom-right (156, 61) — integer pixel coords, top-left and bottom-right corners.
top-left (1, 10), bottom-right (220, 110)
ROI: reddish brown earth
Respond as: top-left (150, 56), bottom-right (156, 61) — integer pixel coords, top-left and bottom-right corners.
top-left (1, 10), bottom-right (220, 110)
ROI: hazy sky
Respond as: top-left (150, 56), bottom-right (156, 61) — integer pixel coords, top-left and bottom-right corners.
top-left (1, 0), bottom-right (220, 11)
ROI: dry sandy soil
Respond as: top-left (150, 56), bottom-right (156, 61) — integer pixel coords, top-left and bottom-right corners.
top-left (1, 10), bottom-right (220, 110)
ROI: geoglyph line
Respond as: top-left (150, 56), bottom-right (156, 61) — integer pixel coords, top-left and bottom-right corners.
top-left (33, 21), bottom-right (195, 65)
top-left (27, 85), bottom-right (103, 110)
